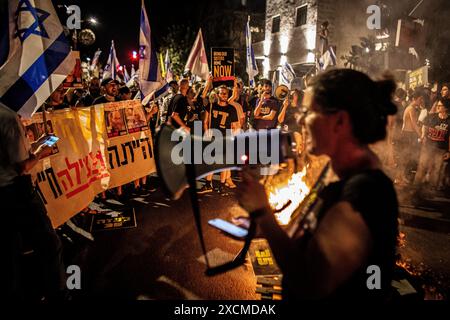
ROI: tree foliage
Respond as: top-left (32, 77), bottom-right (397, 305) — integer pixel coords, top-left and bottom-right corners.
top-left (159, 25), bottom-right (196, 77)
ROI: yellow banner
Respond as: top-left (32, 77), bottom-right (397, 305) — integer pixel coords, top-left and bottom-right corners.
top-left (25, 100), bottom-right (156, 227)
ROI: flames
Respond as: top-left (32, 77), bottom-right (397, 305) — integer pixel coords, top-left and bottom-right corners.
top-left (267, 167), bottom-right (310, 225)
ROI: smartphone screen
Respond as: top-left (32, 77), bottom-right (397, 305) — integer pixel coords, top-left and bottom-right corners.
top-left (208, 218), bottom-right (248, 238)
top-left (44, 136), bottom-right (59, 147)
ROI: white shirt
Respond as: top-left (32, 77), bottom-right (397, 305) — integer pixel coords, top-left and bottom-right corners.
top-left (0, 103), bottom-right (31, 187)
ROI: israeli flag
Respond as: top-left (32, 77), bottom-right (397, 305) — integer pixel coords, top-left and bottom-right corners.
top-left (245, 17), bottom-right (259, 87)
top-left (103, 40), bottom-right (120, 80)
top-left (90, 49), bottom-right (102, 72)
top-left (123, 65), bottom-right (130, 83)
top-left (139, 0), bottom-right (164, 98)
top-left (131, 64), bottom-right (136, 78)
top-left (318, 46), bottom-right (337, 72)
top-left (280, 61), bottom-right (296, 87)
top-left (164, 49), bottom-right (174, 82)
top-left (0, 0), bottom-right (76, 118)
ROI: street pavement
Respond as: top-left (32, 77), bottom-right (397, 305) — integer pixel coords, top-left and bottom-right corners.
top-left (58, 177), bottom-right (449, 301)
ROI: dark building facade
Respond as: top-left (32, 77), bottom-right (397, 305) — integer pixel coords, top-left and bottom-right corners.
top-left (253, 0), bottom-right (442, 82)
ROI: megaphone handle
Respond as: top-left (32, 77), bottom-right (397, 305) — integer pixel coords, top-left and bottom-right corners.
top-left (186, 163), bottom-right (212, 269)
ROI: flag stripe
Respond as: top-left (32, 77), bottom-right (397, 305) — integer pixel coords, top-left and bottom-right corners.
top-left (0, 1), bottom-right (10, 67)
top-left (246, 20), bottom-right (258, 85)
top-left (0, 32), bottom-right (69, 110)
top-left (147, 38), bottom-right (158, 81)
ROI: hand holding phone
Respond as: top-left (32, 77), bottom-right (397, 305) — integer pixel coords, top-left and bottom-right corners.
top-left (42, 135), bottom-right (59, 147)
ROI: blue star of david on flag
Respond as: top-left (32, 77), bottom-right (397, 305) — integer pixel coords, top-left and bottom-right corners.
top-left (16, 0), bottom-right (50, 42)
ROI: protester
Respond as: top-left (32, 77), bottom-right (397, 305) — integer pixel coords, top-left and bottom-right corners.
top-left (397, 88), bottom-right (427, 184)
top-left (414, 98), bottom-right (450, 190)
top-left (169, 79), bottom-right (190, 131)
top-left (76, 77), bottom-right (102, 107)
top-left (238, 69), bottom-right (399, 301)
top-left (228, 78), bottom-right (248, 129)
top-left (43, 85), bottom-right (69, 111)
top-left (93, 78), bottom-right (120, 105)
top-left (278, 89), bottom-right (303, 132)
top-left (160, 80), bottom-right (179, 124)
top-left (186, 87), bottom-right (204, 131)
top-left (253, 79), bottom-right (282, 130)
top-left (118, 85), bottom-right (133, 101)
top-left (1, 102), bottom-right (67, 300)
top-left (199, 84), bottom-right (240, 193)
top-left (430, 83), bottom-right (449, 113)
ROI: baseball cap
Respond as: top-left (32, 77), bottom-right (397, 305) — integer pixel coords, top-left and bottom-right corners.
top-left (101, 78), bottom-right (120, 87)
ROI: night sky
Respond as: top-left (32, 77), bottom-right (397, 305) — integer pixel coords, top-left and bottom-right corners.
top-left (51, 0), bottom-right (450, 81)
top-left (53, 0), bottom-right (247, 66)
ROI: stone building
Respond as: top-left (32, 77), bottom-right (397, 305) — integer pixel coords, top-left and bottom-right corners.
top-left (252, 0), bottom-right (422, 80)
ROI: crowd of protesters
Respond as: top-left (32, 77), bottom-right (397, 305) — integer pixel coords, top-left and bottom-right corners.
top-left (388, 83), bottom-right (450, 191)
top-left (3, 64), bottom-right (449, 301)
top-left (25, 68), bottom-right (450, 196)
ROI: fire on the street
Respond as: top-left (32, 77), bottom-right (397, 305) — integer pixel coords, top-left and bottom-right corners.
top-left (267, 167), bottom-right (310, 226)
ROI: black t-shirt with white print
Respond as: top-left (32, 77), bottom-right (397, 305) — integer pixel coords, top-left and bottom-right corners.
top-left (208, 103), bottom-right (238, 134)
top-left (424, 113), bottom-right (450, 150)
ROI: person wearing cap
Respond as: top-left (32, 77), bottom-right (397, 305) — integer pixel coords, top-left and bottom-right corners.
top-left (93, 78), bottom-right (120, 105)
top-left (253, 79), bottom-right (283, 130)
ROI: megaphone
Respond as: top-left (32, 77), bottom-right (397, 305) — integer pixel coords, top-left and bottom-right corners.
top-left (154, 123), bottom-right (298, 276)
top-left (155, 123), bottom-right (298, 200)
top-left (274, 84), bottom-right (290, 101)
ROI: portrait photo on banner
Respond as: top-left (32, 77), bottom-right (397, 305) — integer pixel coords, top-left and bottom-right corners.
top-left (124, 104), bottom-right (148, 133)
top-left (104, 103), bottom-right (128, 138)
top-left (22, 113), bottom-right (59, 156)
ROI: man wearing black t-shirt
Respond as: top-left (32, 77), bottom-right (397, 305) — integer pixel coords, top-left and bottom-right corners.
top-left (206, 87), bottom-right (239, 135)
top-left (253, 79), bottom-right (282, 130)
top-left (199, 85), bottom-right (240, 193)
top-left (169, 79), bottom-right (190, 132)
top-left (415, 99), bottom-right (450, 189)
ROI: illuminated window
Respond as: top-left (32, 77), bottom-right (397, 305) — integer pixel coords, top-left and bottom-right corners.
top-left (272, 16), bottom-right (280, 33)
top-left (296, 5), bottom-right (307, 27)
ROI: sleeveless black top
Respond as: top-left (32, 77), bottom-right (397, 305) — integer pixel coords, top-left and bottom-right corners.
top-left (282, 170), bottom-right (399, 301)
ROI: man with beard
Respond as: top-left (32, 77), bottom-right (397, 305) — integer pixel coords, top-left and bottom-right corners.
top-left (198, 85), bottom-right (240, 193)
top-left (92, 78), bottom-right (120, 105)
top-left (253, 79), bottom-right (282, 130)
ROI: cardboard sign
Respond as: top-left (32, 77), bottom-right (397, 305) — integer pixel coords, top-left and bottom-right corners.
top-left (406, 66), bottom-right (429, 90)
top-left (249, 239), bottom-right (281, 277)
top-left (90, 208), bottom-right (137, 232)
top-left (63, 51), bottom-right (83, 89)
top-left (211, 47), bottom-right (235, 88)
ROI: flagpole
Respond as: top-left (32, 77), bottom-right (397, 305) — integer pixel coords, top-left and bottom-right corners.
top-left (248, 15), bottom-right (251, 88)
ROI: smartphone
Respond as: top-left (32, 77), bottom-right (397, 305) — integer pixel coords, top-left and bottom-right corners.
top-left (43, 135), bottom-right (59, 147)
top-left (208, 218), bottom-right (248, 239)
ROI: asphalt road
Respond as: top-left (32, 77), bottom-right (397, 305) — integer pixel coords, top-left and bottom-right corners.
top-left (59, 177), bottom-right (449, 301)
top-left (67, 179), bottom-right (259, 300)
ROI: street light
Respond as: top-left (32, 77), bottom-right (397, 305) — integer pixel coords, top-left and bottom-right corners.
top-left (88, 17), bottom-right (98, 25)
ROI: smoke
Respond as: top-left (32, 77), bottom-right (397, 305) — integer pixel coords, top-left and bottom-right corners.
top-left (386, 0), bottom-right (450, 81)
